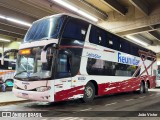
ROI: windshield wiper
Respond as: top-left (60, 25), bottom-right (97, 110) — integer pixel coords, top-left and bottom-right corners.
top-left (41, 37), bottom-right (51, 40)
top-left (27, 76), bottom-right (41, 80)
top-left (14, 70), bottom-right (27, 77)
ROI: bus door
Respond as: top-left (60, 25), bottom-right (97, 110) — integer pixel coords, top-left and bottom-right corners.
top-left (54, 50), bottom-right (72, 100)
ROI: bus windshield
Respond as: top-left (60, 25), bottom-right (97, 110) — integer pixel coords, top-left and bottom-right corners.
top-left (24, 15), bottom-right (65, 42)
top-left (15, 47), bottom-right (54, 80)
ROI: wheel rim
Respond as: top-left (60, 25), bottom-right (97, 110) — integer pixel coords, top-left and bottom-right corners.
top-left (145, 83), bottom-right (148, 91)
top-left (140, 83), bottom-right (144, 92)
top-left (85, 86), bottom-right (93, 98)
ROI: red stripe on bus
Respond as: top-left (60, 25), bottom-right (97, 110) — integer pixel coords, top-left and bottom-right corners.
top-left (54, 75), bottom-right (156, 102)
top-left (84, 46), bottom-right (97, 50)
top-left (59, 45), bottom-right (97, 50)
top-left (104, 50), bottom-right (115, 53)
top-left (54, 84), bottom-right (63, 86)
top-left (59, 45), bottom-right (115, 53)
top-left (59, 46), bottom-right (83, 49)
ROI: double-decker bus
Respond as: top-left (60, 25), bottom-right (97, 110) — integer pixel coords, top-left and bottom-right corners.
top-left (0, 49), bottom-right (18, 86)
top-left (13, 13), bottom-right (157, 103)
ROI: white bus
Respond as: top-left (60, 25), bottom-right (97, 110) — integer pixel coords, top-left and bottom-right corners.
top-left (13, 13), bottom-right (157, 103)
top-left (0, 49), bottom-right (18, 86)
top-left (156, 61), bottom-right (160, 87)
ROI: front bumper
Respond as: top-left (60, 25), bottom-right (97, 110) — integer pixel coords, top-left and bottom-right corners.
top-left (12, 88), bottom-right (54, 102)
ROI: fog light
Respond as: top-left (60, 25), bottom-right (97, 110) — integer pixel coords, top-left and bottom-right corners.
top-left (36, 86), bottom-right (51, 92)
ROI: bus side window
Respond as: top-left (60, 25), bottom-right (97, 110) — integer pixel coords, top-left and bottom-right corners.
top-left (89, 26), bottom-right (108, 46)
top-left (62, 18), bottom-right (89, 41)
top-left (89, 26), bottom-right (99, 44)
top-left (99, 29), bottom-right (108, 47)
top-left (113, 35), bottom-right (120, 50)
top-left (131, 45), bottom-right (138, 56)
top-left (120, 40), bottom-right (130, 54)
top-left (107, 33), bottom-right (113, 49)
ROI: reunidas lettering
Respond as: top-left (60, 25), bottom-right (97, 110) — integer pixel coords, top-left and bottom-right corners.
top-left (118, 52), bottom-right (140, 66)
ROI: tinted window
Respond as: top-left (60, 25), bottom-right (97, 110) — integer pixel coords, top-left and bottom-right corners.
top-left (24, 16), bottom-right (64, 42)
top-left (89, 27), bottom-right (122, 50)
top-left (131, 45), bottom-right (139, 56)
top-left (62, 18), bottom-right (89, 41)
top-left (89, 26), bottom-right (108, 46)
top-left (88, 26), bottom-right (155, 58)
top-left (120, 40), bottom-right (131, 54)
top-left (87, 58), bottom-right (139, 77)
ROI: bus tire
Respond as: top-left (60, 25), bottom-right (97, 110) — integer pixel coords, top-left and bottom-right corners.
top-left (82, 82), bottom-right (95, 103)
top-left (144, 82), bottom-right (149, 93)
top-left (139, 81), bottom-right (145, 94)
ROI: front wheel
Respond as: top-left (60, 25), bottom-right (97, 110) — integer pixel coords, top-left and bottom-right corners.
top-left (82, 82), bottom-right (95, 103)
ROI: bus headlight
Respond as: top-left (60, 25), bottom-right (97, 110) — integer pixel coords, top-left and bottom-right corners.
top-left (36, 86), bottom-right (51, 92)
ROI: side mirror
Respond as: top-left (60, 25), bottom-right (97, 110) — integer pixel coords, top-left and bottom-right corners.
top-left (40, 43), bottom-right (58, 63)
top-left (41, 51), bottom-right (47, 63)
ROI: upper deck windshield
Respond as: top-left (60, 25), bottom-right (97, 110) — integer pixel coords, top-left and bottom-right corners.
top-left (24, 15), bottom-right (65, 42)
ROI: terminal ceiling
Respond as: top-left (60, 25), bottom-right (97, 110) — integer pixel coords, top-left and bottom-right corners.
top-left (0, 0), bottom-right (160, 54)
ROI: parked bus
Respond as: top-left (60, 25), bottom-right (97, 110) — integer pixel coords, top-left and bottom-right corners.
top-left (13, 13), bottom-right (157, 103)
top-left (156, 61), bottom-right (160, 87)
top-left (0, 49), bottom-right (18, 86)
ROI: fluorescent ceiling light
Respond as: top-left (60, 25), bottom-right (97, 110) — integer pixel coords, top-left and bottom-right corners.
top-left (126, 35), bottom-right (149, 47)
top-left (0, 38), bottom-right (11, 42)
top-left (0, 15), bottom-right (31, 27)
top-left (52, 0), bottom-right (98, 22)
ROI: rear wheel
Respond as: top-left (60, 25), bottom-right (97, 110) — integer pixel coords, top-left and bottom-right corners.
top-left (139, 82), bottom-right (145, 94)
top-left (144, 82), bottom-right (149, 93)
top-left (82, 82), bottom-right (95, 103)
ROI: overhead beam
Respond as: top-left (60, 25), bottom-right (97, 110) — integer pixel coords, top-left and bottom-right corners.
top-left (0, 5), bottom-right (36, 24)
top-left (57, 0), bottom-right (108, 20)
top-left (103, 0), bottom-right (127, 16)
top-left (117, 27), bottom-right (152, 36)
top-left (99, 6), bottom-right (160, 33)
top-left (0, 19), bottom-right (29, 31)
top-left (129, 0), bottom-right (149, 16)
top-left (0, 30), bottom-right (24, 39)
top-left (0, 0), bottom-right (53, 19)
top-left (133, 34), bottom-right (153, 45)
top-left (73, 0), bottom-right (108, 20)
top-left (0, 23), bottom-right (27, 36)
top-left (23, 0), bottom-right (76, 17)
top-left (149, 31), bottom-right (160, 40)
top-left (116, 25), bottom-right (160, 36)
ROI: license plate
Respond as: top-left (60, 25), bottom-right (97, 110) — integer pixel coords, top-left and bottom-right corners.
top-left (22, 93), bottom-right (29, 99)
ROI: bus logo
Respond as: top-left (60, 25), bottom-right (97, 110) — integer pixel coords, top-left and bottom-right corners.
top-left (118, 52), bottom-right (140, 66)
top-left (24, 85), bottom-right (27, 89)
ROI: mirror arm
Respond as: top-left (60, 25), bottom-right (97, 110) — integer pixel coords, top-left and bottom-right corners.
top-left (41, 43), bottom-right (57, 63)
top-left (42, 43), bottom-right (57, 51)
